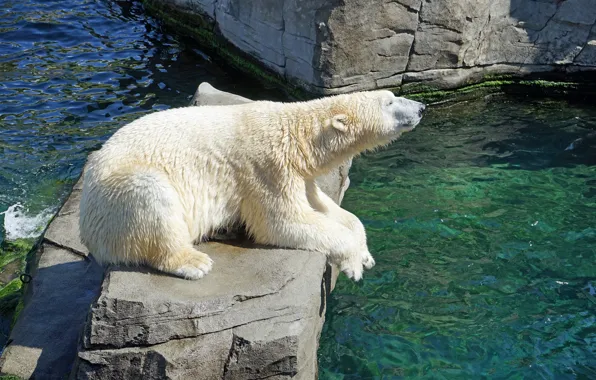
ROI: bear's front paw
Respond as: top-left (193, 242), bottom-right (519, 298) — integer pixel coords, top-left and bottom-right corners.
top-left (339, 257), bottom-right (364, 281)
top-left (362, 250), bottom-right (375, 270)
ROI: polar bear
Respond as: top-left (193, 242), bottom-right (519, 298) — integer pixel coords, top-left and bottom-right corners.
top-left (79, 90), bottom-right (425, 281)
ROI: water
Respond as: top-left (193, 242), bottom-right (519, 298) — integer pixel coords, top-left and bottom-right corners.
top-left (0, 1), bottom-right (283, 255)
top-left (318, 96), bottom-right (596, 379)
top-left (1, 1), bottom-right (595, 377)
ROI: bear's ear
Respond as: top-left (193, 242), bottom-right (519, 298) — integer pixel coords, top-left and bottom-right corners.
top-left (325, 114), bottom-right (348, 132)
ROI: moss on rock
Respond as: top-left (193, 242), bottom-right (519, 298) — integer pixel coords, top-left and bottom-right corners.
top-left (0, 279), bottom-right (22, 317)
top-left (0, 238), bottom-right (35, 338)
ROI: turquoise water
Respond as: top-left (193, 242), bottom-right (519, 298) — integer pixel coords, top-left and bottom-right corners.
top-left (318, 96), bottom-right (596, 378)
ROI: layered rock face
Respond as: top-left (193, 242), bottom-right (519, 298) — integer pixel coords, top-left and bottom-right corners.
top-left (150, 0), bottom-right (596, 94)
top-left (74, 242), bottom-right (336, 380)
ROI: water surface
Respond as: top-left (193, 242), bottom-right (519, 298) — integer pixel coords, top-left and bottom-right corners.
top-left (319, 96), bottom-right (596, 379)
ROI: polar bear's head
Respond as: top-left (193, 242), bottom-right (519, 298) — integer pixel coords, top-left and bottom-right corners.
top-left (290, 90), bottom-right (426, 175)
top-left (377, 90), bottom-right (425, 136)
top-left (323, 90), bottom-right (425, 151)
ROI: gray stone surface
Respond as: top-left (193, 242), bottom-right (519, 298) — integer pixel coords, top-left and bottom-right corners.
top-left (83, 243), bottom-right (327, 349)
top-left (190, 82), bottom-right (252, 106)
top-left (44, 188), bottom-right (89, 256)
top-left (73, 242), bottom-right (334, 379)
top-left (150, 0), bottom-right (596, 94)
top-left (0, 239), bottom-right (104, 379)
top-left (75, 330), bottom-right (233, 379)
top-left (1, 82), bottom-right (348, 379)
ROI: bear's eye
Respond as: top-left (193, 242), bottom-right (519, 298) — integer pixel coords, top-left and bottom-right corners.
top-left (385, 99), bottom-right (393, 107)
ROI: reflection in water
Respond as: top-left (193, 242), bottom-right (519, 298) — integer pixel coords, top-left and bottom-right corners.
top-left (319, 96), bottom-right (596, 379)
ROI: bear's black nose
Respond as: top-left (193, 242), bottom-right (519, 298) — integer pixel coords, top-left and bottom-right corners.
top-left (418, 104), bottom-right (426, 117)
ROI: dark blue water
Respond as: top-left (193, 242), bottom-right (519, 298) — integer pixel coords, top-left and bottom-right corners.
top-left (0, 0), bottom-right (284, 245)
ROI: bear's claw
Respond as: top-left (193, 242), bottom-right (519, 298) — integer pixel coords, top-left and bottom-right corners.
top-left (342, 267), bottom-right (363, 281)
top-left (340, 258), bottom-right (364, 281)
top-left (362, 251), bottom-right (375, 269)
top-left (339, 251), bottom-right (375, 281)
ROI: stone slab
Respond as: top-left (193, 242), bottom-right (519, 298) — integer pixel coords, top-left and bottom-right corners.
top-left (0, 244), bottom-right (104, 379)
top-left (75, 331), bottom-right (232, 380)
top-left (190, 82), bottom-right (252, 106)
top-left (44, 181), bottom-right (88, 256)
top-left (74, 241), bottom-right (333, 379)
top-left (83, 242), bottom-right (328, 349)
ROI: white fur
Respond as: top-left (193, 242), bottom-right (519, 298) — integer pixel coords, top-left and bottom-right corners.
top-left (79, 90), bottom-right (425, 281)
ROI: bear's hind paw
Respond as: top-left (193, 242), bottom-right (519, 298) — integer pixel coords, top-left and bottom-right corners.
top-left (175, 264), bottom-right (210, 280)
top-left (167, 249), bottom-right (214, 280)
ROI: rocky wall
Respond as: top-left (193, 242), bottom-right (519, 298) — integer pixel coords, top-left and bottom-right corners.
top-left (148, 0), bottom-right (596, 95)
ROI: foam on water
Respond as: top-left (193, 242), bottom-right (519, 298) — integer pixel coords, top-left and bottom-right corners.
top-left (1, 203), bottom-right (55, 241)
